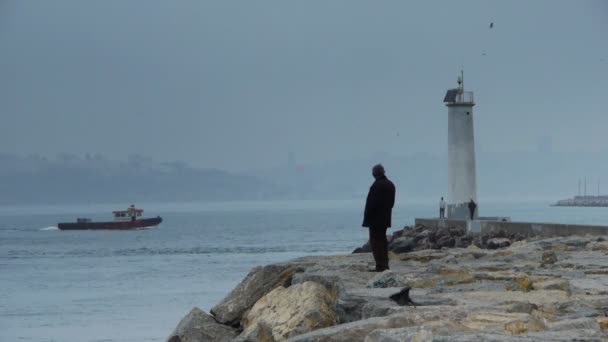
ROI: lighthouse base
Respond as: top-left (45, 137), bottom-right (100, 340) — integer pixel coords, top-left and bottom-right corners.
top-left (447, 203), bottom-right (478, 220)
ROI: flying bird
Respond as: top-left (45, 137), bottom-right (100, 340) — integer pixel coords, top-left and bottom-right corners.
top-left (489, 22), bottom-right (494, 29)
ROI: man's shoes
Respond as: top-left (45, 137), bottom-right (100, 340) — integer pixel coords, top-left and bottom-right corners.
top-left (370, 265), bottom-right (389, 272)
top-left (378, 264), bottom-right (390, 271)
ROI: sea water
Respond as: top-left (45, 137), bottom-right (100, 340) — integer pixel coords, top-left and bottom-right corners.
top-left (2, 199), bottom-right (608, 342)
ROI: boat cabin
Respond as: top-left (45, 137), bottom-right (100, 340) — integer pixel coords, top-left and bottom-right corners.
top-left (113, 205), bottom-right (144, 222)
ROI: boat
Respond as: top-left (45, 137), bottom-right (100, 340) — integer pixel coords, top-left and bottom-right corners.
top-left (58, 205), bottom-right (162, 230)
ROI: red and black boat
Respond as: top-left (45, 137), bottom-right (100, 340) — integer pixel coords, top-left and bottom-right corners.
top-left (58, 205), bottom-right (162, 230)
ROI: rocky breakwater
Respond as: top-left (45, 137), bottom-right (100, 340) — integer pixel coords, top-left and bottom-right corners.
top-left (167, 227), bottom-right (608, 341)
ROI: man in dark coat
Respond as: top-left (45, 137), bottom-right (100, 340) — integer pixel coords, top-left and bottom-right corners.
top-left (468, 199), bottom-right (477, 220)
top-left (362, 164), bottom-right (396, 272)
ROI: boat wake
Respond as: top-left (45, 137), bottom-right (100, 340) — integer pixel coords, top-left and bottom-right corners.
top-left (40, 226), bottom-right (59, 231)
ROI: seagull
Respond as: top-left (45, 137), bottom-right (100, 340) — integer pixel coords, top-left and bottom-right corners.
top-left (490, 22), bottom-right (494, 29)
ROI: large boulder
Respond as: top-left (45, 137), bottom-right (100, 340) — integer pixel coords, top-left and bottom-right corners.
top-left (211, 264), bottom-right (299, 326)
top-left (387, 237), bottom-right (415, 254)
top-left (285, 307), bottom-right (467, 342)
top-left (167, 307), bottom-right (238, 342)
top-left (239, 281), bottom-right (338, 341)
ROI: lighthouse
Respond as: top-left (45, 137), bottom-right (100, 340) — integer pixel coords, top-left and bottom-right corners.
top-left (444, 72), bottom-right (478, 219)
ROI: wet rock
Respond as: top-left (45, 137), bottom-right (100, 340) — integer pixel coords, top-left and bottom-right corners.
top-left (239, 281), bottom-right (338, 341)
top-left (167, 307), bottom-right (238, 342)
top-left (211, 264), bottom-right (299, 326)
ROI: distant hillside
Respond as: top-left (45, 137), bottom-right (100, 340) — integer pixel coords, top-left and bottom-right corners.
top-left (0, 154), bottom-right (284, 205)
top-left (2, 149), bottom-right (606, 205)
top-left (251, 150), bottom-right (608, 202)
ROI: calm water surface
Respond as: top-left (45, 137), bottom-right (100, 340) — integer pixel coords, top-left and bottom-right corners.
top-left (1, 200), bottom-right (607, 342)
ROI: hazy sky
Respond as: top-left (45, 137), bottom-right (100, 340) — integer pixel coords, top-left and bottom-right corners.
top-left (1, 1), bottom-right (607, 171)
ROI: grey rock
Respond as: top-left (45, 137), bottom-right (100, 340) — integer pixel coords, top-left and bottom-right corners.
top-left (366, 271), bottom-right (413, 289)
top-left (391, 229), bottom-right (406, 241)
top-left (436, 235), bottom-right (456, 249)
top-left (486, 238), bottom-right (511, 249)
top-left (239, 281), bottom-right (338, 341)
top-left (388, 237), bottom-right (415, 254)
top-left (292, 273), bottom-right (341, 293)
top-left (285, 307), bottom-right (467, 342)
top-left (363, 327), bottom-right (423, 342)
top-left (430, 330), bottom-right (605, 341)
top-left (353, 241), bottom-right (371, 254)
top-left (233, 322), bottom-right (275, 342)
top-left (210, 264), bottom-right (299, 326)
top-left (171, 234), bottom-right (608, 342)
top-left (546, 317), bottom-right (600, 331)
top-left (541, 251), bottom-right (558, 265)
top-left (533, 279), bottom-right (570, 292)
top-left (504, 301), bottom-right (538, 314)
top-left (335, 291), bottom-right (369, 323)
top-left (284, 315), bottom-right (403, 342)
top-left (167, 307), bottom-right (238, 342)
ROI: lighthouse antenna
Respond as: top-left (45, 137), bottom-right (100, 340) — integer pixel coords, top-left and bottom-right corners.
top-left (461, 69), bottom-right (464, 92)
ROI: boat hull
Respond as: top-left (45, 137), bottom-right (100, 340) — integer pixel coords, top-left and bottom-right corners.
top-left (58, 217), bottom-right (162, 230)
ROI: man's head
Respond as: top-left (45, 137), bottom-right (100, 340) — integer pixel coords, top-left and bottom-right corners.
top-left (372, 164), bottom-right (385, 179)
top-left (441, 197), bottom-right (444, 200)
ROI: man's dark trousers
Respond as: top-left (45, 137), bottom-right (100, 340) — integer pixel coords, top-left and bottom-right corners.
top-left (369, 226), bottom-right (389, 271)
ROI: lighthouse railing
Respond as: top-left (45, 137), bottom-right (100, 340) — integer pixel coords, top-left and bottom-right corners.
top-left (457, 91), bottom-right (474, 103)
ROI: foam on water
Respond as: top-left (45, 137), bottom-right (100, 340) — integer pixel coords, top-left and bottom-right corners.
top-left (40, 226), bottom-right (59, 231)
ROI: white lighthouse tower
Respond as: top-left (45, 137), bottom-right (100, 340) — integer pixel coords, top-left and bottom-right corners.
top-left (444, 71), bottom-right (478, 219)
